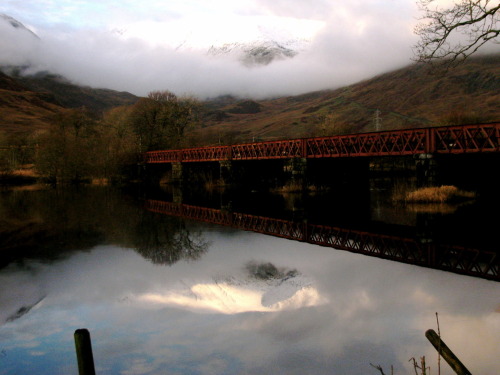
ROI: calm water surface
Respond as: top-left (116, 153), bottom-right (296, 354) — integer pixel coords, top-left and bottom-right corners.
top-left (0, 186), bottom-right (498, 375)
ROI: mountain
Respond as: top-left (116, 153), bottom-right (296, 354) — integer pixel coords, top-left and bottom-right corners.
top-left (15, 70), bottom-right (139, 113)
top-left (0, 70), bottom-right (63, 134)
top-left (1, 52), bottom-right (498, 141)
top-left (0, 69), bottom-right (139, 134)
top-left (193, 54), bottom-right (500, 144)
top-left (0, 13), bottom-right (39, 39)
top-left (207, 39), bottom-right (304, 66)
top-left (120, 15), bottom-right (312, 67)
top-left (0, 13), bottom-right (139, 134)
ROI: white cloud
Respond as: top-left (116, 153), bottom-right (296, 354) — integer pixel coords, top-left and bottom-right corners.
top-left (0, 0), bottom-right (419, 98)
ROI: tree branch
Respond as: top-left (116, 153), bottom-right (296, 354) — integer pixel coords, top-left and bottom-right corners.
top-left (370, 363), bottom-right (387, 375)
top-left (413, 0), bottom-right (499, 68)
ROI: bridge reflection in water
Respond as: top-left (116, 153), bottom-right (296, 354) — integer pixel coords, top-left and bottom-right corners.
top-left (145, 199), bottom-right (498, 282)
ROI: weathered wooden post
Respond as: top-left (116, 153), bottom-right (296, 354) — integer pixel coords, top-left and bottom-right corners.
top-left (425, 329), bottom-right (471, 375)
top-left (74, 328), bottom-right (96, 375)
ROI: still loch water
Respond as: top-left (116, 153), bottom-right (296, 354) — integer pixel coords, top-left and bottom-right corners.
top-left (0, 186), bottom-right (498, 375)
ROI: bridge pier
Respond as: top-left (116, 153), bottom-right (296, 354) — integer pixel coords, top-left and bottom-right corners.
top-left (284, 158), bottom-right (308, 188)
top-left (415, 154), bottom-right (439, 187)
top-left (171, 162), bottom-right (183, 185)
top-left (219, 160), bottom-right (233, 185)
top-left (143, 123), bottom-right (499, 191)
top-left (172, 186), bottom-right (183, 204)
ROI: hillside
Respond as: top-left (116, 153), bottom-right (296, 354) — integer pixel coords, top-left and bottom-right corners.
top-left (15, 71), bottom-right (139, 113)
top-left (0, 69), bottom-right (139, 134)
top-left (0, 71), bottom-right (64, 134)
top-left (194, 54), bottom-right (500, 144)
top-left (0, 54), bottom-right (498, 140)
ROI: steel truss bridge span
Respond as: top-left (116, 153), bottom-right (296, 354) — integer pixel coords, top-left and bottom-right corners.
top-left (145, 123), bottom-right (500, 163)
top-left (145, 200), bottom-right (498, 281)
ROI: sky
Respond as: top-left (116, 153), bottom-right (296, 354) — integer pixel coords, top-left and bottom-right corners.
top-left (0, 0), bottom-right (423, 98)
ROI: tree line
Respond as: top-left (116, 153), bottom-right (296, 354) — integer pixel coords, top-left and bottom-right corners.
top-left (0, 90), bottom-right (201, 184)
top-left (0, 187), bottom-right (208, 268)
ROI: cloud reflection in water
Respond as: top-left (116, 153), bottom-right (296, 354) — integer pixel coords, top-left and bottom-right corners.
top-left (0, 229), bottom-right (499, 375)
top-left (136, 274), bottom-right (326, 314)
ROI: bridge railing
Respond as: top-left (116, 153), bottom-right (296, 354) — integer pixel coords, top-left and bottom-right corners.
top-left (231, 139), bottom-right (304, 160)
top-left (144, 122), bottom-right (500, 163)
top-left (181, 145), bottom-right (230, 162)
top-left (145, 149), bottom-right (182, 163)
top-left (432, 123), bottom-right (500, 153)
top-left (306, 128), bottom-right (429, 157)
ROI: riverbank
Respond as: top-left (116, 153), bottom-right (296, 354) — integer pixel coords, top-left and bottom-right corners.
top-left (0, 164), bottom-right (38, 186)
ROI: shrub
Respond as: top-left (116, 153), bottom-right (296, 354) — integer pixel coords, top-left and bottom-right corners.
top-left (404, 185), bottom-right (475, 203)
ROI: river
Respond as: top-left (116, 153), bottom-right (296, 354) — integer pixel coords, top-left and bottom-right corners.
top-left (0, 185), bottom-right (498, 375)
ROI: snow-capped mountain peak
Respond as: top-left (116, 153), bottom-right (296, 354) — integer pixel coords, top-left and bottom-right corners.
top-left (0, 13), bottom-right (39, 39)
top-left (207, 39), bottom-right (307, 66)
top-left (111, 15), bottom-right (320, 67)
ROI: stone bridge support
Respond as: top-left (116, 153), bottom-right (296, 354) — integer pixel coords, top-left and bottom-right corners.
top-left (171, 162), bottom-right (184, 185)
top-left (415, 154), bottom-right (439, 187)
top-left (219, 160), bottom-right (233, 185)
top-left (284, 158), bottom-right (308, 188)
top-left (172, 186), bottom-right (183, 204)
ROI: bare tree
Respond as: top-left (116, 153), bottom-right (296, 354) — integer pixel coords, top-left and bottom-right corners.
top-left (130, 90), bottom-right (200, 152)
top-left (413, 0), bottom-right (499, 67)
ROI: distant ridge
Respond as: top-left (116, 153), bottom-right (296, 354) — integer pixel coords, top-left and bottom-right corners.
top-left (0, 70), bottom-right (63, 134)
top-left (15, 71), bottom-right (139, 113)
top-left (0, 13), bottom-right (39, 39)
top-left (0, 69), bottom-right (138, 134)
top-left (207, 40), bottom-right (301, 66)
top-left (0, 54), bottom-right (498, 141)
top-left (193, 54), bottom-right (500, 145)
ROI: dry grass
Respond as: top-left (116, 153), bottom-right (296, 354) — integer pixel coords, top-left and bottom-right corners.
top-left (91, 178), bottom-right (110, 186)
top-left (402, 185), bottom-right (475, 203)
top-left (13, 164), bottom-right (37, 177)
top-left (405, 203), bottom-right (459, 214)
top-left (10, 184), bottom-right (47, 191)
top-left (204, 178), bottom-right (227, 191)
top-left (276, 181), bottom-right (304, 193)
top-left (272, 182), bottom-right (323, 194)
top-left (159, 175), bottom-right (171, 185)
top-left (0, 165), bottom-right (39, 186)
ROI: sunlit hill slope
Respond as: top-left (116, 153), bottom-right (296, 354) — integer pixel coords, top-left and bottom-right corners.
top-left (0, 54), bottom-right (498, 143)
top-left (0, 70), bottom-right (139, 134)
top-left (194, 54), bottom-right (499, 145)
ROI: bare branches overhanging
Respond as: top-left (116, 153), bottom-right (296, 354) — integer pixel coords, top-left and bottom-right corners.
top-left (413, 0), bottom-right (499, 67)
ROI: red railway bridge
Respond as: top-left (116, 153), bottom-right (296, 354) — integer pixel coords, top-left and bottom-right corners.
top-left (143, 122), bottom-right (500, 188)
top-left (145, 199), bottom-right (499, 281)
top-left (145, 123), bottom-right (500, 163)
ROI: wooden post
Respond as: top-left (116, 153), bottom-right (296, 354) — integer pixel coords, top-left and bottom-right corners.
top-left (425, 329), bottom-right (471, 375)
top-left (74, 329), bottom-right (96, 375)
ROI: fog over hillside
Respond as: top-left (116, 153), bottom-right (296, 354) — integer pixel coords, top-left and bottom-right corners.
top-left (1, 1), bottom-right (498, 100)
top-left (0, 1), bottom-right (420, 99)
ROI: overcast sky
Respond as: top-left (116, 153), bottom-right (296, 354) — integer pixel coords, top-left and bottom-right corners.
top-left (0, 0), bottom-right (422, 98)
